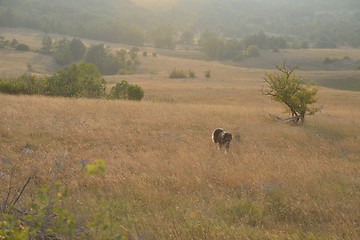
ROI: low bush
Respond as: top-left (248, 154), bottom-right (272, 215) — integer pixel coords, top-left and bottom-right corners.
top-left (108, 80), bottom-right (144, 100)
top-left (15, 44), bottom-right (30, 51)
top-left (323, 57), bottom-right (338, 64)
top-left (169, 68), bottom-right (196, 79)
top-left (169, 68), bottom-right (188, 78)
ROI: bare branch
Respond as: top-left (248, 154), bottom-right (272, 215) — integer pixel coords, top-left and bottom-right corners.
top-left (8, 176), bottom-right (32, 213)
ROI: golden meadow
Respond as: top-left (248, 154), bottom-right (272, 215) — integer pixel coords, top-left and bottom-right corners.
top-left (1, 28), bottom-right (360, 239)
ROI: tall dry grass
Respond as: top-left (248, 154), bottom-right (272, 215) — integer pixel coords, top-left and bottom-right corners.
top-left (1, 89), bottom-right (359, 239)
top-left (1, 27), bottom-right (360, 238)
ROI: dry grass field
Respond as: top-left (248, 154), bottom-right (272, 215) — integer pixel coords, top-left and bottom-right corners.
top-left (1, 28), bottom-right (360, 239)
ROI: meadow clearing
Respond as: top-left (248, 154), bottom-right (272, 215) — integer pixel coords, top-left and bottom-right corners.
top-left (1, 28), bottom-right (360, 239)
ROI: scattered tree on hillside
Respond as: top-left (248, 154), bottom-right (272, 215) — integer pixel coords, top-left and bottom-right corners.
top-left (150, 24), bottom-right (176, 49)
top-left (53, 38), bottom-right (73, 65)
top-left (69, 38), bottom-right (86, 61)
top-left (246, 45), bottom-right (260, 57)
top-left (52, 38), bottom-right (86, 65)
top-left (179, 30), bottom-right (194, 45)
top-left (263, 64), bottom-right (319, 124)
top-left (41, 34), bottom-right (53, 53)
top-left (85, 44), bottom-right (124, 75)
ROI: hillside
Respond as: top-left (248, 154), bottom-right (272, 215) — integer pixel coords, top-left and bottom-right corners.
top-left (1, 27), bottom-right (360, 239)
top-left (1, 88), bottom-right (359, 239)
top-left (1, 0), bottom-right (360, 47)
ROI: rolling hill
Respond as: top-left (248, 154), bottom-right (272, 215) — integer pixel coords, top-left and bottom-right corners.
top-left (0, 27), bottom-right (360, 239)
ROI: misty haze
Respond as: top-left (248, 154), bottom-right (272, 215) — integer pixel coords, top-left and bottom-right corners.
top-left (1, 0), bottom-right (360, 239)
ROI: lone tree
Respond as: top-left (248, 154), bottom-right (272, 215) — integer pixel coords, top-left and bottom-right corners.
top-left (263, 64), bottom-right (319, 124)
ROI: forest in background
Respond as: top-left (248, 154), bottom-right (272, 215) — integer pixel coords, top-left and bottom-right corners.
top-left (1, 0), bottom-right (360, 49)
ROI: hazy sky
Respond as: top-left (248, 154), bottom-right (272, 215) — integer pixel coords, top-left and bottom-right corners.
top-left (131, 0), bottom-right (178, 9)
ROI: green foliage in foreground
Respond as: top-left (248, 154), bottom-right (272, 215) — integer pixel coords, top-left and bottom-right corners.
top-left (0, 181), bottom-right (75, 240)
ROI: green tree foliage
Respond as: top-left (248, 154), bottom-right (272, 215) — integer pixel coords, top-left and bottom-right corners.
top-left (53, 38), bottom-right (73, 65)
top-left (246, 45), bottom-right (260, 57)
top-left (41, 34), bottom-right (53, 54)
top-left (69, 38), bottom-right (86, 61)
top-left (121, 24), bottom-right (145, 45)
top-left (179, 30), bottom-right (194, 45)
top-left (151, 24), bottom-right (176, 49)
top-left (0, 74), bottom-right (47, 95)
top-left (242, 32), bottom-right (267, 49)
top-left (198, 29), bottom-right (224, 59)
top-left (85, 44), bottom-right (122, 75)
top-left (242, 32), bottom-right (287, 50)
top-left (52, 38), bottom-right (86, 65)
top-left (46, 62), bottom-right (105, 98)
top-left (263, 64), bottom-right (319, 124)
top-left (314, 36), bottom-right (337, 49)
top-left (108, 80), bottom-right (144, 101)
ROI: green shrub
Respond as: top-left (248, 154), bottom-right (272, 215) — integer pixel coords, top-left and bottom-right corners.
top-left (323, 57), bottom-right (338, 64)
top-left (108, 80), bottom-right (144, 101)
top-left (169, 68), bottom-right (188, 78)
top-left (127, 84), bottom-right (144, 100)
top-left (246, 45), bottom-right (260, 57)
top-left (0, 74), bottom-right (47, 95)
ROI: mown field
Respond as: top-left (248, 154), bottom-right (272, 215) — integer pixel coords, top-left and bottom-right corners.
top-left (1, 28), bottom-right (360, 239)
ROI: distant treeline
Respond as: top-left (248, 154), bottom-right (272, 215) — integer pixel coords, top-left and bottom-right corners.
top-left (40, 35), bottom-right (139, 75)
top-left (0, 0), bottom-right (360, 52)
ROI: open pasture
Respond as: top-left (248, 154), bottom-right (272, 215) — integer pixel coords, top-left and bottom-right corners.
top-left (1, 28), bottom-right (360, 239)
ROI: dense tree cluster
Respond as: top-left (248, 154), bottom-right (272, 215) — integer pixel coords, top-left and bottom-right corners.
top-left (198, 30), bottom-right (288, 60)
top-left (40, 36), bottom-right (138, 75)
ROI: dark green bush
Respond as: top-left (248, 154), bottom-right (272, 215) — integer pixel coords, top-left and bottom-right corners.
top-left (15, 44), bottom-right (30, 51)
top-left (127, 84), bottom-right (144, 100)
top-left (169, 68), bottom-right (188, 78)
top-left (323, 57), bottom-right (338, 64)
top-left (108, 80), bottom-right (144, 101)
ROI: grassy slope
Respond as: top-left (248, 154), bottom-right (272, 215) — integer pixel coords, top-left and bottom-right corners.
top-left (1, 28), bottom-right (360, 239)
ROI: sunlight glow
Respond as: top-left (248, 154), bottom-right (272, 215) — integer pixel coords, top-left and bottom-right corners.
top-left (131, 0), bottom-right (179, 10)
